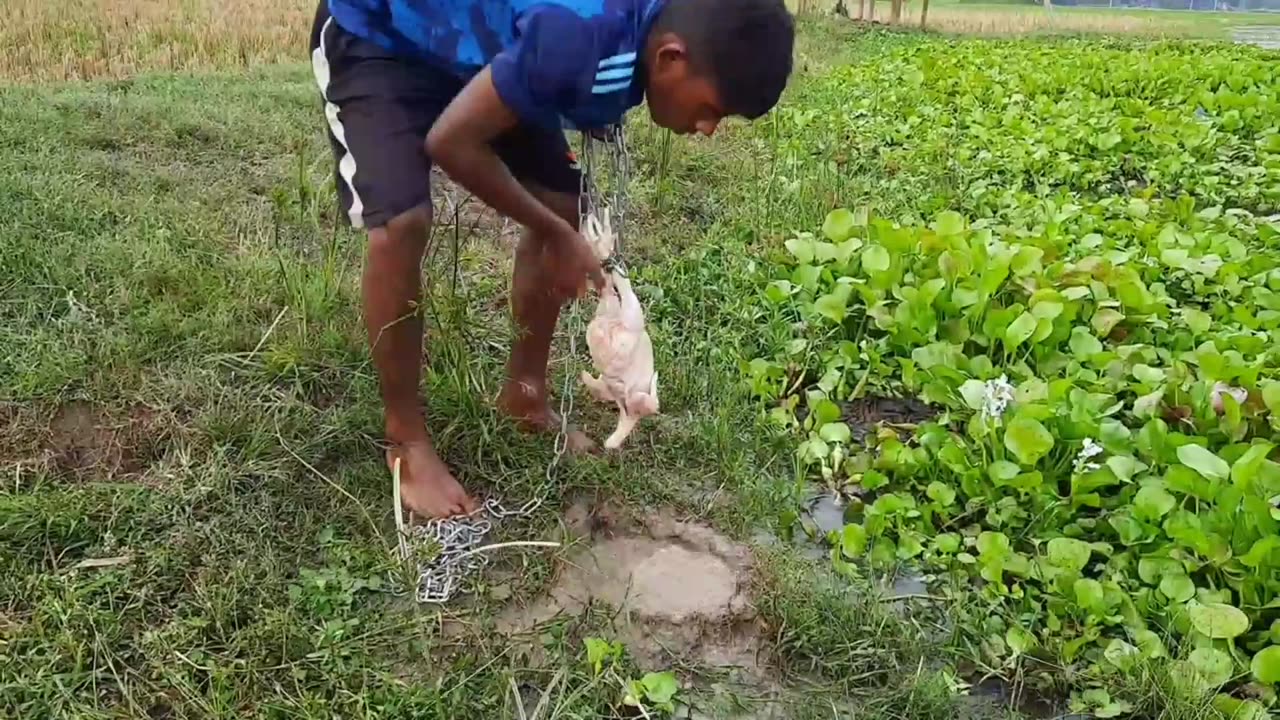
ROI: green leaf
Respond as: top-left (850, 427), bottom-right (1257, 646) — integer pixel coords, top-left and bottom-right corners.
top-left (1241, 536), bottom-right (1280, 569)
top-left (959, 379), bottom-right (988, 411)
top-left (1251, 646), bottom-right (1280, 684)
top-left (1263, 383), bottom-right (1280, 416)
top-left (818, 422), bottom-right (852, 444)
top-left (1134, 485), bottom-right (1177, 520)
top-left (792, 263), bottom-right (822, 292)
top-left (764, 280), bottom-right (794, 304)
top-left (1074, 578), bottom-right (1105, 612)
top-left (862, 244), bottom-right (891, 273)
top-left (1006, 626), bottom-right (1035, 655)
top-left (1184, 308), bottom-right (1212, 335)
top-left (1046, 537), bottom-right (1092, 574)
top-left (1004, 417), bottom-right (1055, 466)
top-left (1189, 601), bottom-right (1251, 639)
top-left (977, 531), bottom-right (1011, 558)
top-left (934, 211), bottom-right (965, 236)
top-left (1069, 326), bottom-right (1104, 360)
top-left (784, 237), bottom-right (815, 264)
top-left (1133, 388), bottom-right (1165, 419)
top-left (812, 399), bottom-right (841, 426)
top-left (1139, 557), bottom-right (1181, 585)
top-left (814, 291), bottom-right (849, 323)
top-left (1188, 647), bottom-right (1233, 688)
top-left (1097, 131), bottom-right (1122, 150)
top-left (1109, 511), bottom-right (1148, 545)
top-left (925, 481), bottom-right (956, 506)
top-left (1095, 701), bottom-right (1132, 719)
top-left (1212, 697), bottom-right (1268, 720)
top-left (1178, 444), bottom-right (1231, 482)
top-left (1166, 464), bottom-right (1218, 501)
top-left (1104, 639), bottom-right (1139, 670)
top-left (988, 460), bottom-right (1021, 483)
top-left (1232, 443), bottom-right (1274, 490)
top-left (1092, 308), bottom-right (1125, 336)
top-left (1159, 573), bottom-right (1196, 603)
top-left (822, 209), bottom-right (857, 242)
top-left (1106, 455), bottom-right (1142, 483)
top-left (897, 533), bottom-right (925, 559)
top-left (840, 524), bottom-right (867, 558)
top-left (934, 533), bottom-right (961, 554)
top-left (1133, 364), bottom-right (1166, 384)
top-left (861, 470), bottom-right (888, 491)
top-left (1031, 300), bottom-right (1062, 321)
top-left (1004, 312), bottom-right (1037, 351)
top-left (640, 671), bottom-right (678, 704)
top-left (1135, 629), bottom-right (1167, 658)
top-left (584, 637), bottom-right (620, 675)
top-left (870, 537), bottom-right (896, 566)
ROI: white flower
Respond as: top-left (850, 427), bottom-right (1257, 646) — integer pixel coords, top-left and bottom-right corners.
top-left (981, 374), bottom-right (1017, 422)
top-left (1075, 437), bottom-right (1103, 473)
top-left (1211, 382), bottom-right (1248, 415)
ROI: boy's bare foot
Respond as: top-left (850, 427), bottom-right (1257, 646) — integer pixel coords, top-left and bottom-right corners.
top-left (497, 378), bottom-right (597, 454)
top-left (387, 440), bottom-right (478, 519)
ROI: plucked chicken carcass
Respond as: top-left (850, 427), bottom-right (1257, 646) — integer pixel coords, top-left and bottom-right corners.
top-left (578, 207), bottom-right (659, 449)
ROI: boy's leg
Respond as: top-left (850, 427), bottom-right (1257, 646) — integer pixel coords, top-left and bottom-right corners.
top-left (310, 4), bottom-right (477, 517)
top-left (492, 134), bottom-right (594, 451)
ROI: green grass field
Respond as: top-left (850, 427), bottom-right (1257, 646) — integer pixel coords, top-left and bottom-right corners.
top-left (3, 3), bottom-right (1280, 719)
top-left (0, 17), bottom-right (946, 720)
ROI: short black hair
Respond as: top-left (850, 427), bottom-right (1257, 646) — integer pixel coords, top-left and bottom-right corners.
top-left (651, 0), bottom-right (796, 120)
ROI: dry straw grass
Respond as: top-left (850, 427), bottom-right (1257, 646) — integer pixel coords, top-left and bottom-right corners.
top-left (922, 5), bottom-right (1207, 35)
top-left (790, 0), bottom-right (1239, 36)
top-left (6, 0), bottom-right (1254, 83)
top-left (4, 0), bottom-right (314, 82)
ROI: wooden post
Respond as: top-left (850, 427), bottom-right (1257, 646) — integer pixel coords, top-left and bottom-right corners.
top-left (858, 0), bottom-right (866, 19)
top-left (891, 0), bottom-right (903, 22)
top-left (920, 0), bottom-right (930, 27)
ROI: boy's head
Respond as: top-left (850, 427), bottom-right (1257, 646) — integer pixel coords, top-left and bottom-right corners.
top-left (642, 0), bottom-right (795, 137)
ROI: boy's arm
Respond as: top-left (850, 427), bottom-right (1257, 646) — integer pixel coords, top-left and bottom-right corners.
top-left (426, 6), bottom-right (603, 295)
top-left (426, 66), bottom-right (568, 241)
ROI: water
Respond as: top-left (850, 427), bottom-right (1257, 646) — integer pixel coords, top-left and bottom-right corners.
top-left (1233, 25), bottom-right (1280, 49)
top-left (804, 493), bottom-right (851, 536)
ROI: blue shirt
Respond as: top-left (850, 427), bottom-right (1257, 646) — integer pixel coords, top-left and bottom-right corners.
top-left (327, 0), bottom-right (663, 131)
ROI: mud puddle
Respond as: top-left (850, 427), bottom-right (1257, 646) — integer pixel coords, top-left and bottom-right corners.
top-left (493, 502), bottom-right (772, 690)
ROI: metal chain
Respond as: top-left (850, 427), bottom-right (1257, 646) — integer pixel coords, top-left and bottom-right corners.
top-left (394, 126), bottom-right (630, 605)
top-left (582, 125), bottom-right (632, 274)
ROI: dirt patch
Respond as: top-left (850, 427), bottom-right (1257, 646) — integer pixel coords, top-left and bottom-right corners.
top-left (428, 169), bottom-right (522, 251)
top-left (44, 401), bottom-right (162, 480)
top-left (496, 502), bottom-right (772, 683)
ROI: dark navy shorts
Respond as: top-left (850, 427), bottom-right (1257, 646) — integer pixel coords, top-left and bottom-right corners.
top-left (308, 2), bottom-right (581, 230)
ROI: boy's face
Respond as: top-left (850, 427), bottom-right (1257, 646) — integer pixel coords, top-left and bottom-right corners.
top-left (643, 36), bottom-right (726, 137)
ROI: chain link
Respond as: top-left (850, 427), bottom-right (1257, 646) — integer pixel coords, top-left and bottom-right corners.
top-left (394, 126), bottom-right (630, 605)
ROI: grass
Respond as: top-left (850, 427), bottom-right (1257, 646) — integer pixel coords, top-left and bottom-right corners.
top-left (5, 0), bottom-right (1270, 717)
top-left (0, 6), bottom-right (966, 718)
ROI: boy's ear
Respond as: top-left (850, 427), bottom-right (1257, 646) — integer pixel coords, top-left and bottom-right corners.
top-left (651, 33), bottom-right (689, 73)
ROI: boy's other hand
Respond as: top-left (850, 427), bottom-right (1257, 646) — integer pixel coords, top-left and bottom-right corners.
top-left (543, 223), bottom-right (606, 299)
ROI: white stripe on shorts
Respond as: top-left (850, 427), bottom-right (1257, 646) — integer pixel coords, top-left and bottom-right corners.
top-left (311, 18), bottom-right (366, 229)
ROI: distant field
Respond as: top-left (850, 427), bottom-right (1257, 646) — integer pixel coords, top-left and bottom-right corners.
top-left (924, 1), bottom-right (1279, 36)
top-left (7, 0), bottom-right (1278, 83)
top-left (4, 0), bottom-right (312, 82)
top-left (793, 0), bottom-right (1279, 37)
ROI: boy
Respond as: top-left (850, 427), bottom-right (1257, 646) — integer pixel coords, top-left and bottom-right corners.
top-left (308, 0), bottom-right (794, 518)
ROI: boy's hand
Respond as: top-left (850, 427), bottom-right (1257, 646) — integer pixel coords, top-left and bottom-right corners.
top-left (543, 223), bottom-right (606, 299)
